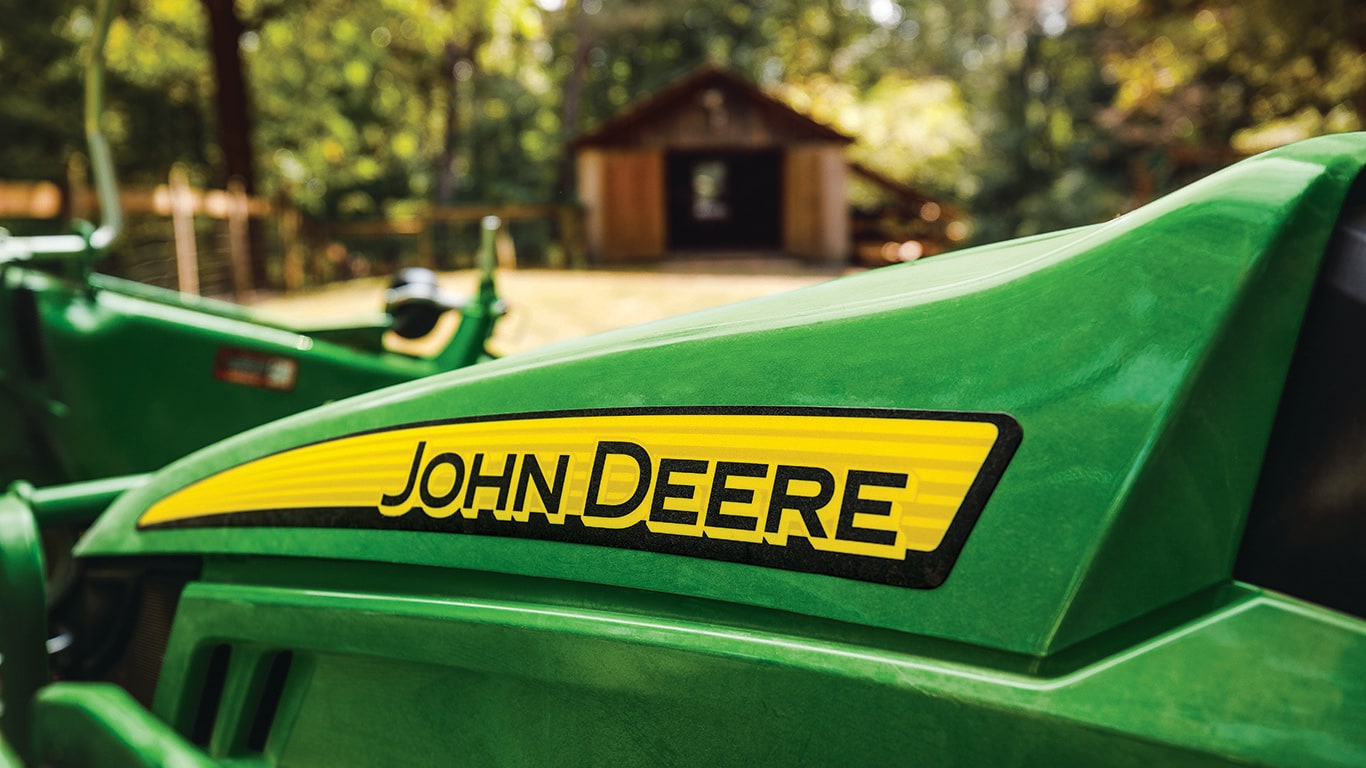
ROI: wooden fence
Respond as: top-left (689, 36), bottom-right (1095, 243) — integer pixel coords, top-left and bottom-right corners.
top-left (1, 171), bottom-right (278, 300)
top-left (1, 170), bottom-right (582, 299)
top-left (321, 203), bottom-right (584, 272)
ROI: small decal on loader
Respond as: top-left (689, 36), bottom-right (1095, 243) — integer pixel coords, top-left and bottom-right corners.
top-left (137, 407), bottom-right (1020, 588)
top-left (213, 347), bottom-right (298, 392)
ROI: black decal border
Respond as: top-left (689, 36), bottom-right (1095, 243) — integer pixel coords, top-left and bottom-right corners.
top-left (140, 406), bottom-right (1022, 589)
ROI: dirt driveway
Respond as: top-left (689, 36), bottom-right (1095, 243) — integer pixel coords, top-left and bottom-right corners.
top-left (252, 258), bottom-right (850, 357)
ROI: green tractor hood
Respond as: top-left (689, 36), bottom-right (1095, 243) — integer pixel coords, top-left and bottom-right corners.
top-left (80, 133), bottom-right (1366, 661)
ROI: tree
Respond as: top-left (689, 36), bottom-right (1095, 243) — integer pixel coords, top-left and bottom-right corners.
top-left (9, 0), bottom-right (1361, 261)
top-left (1076, 0), bottom-right (1365, 153)
top-left (0, 0), bottom-right (85, 188)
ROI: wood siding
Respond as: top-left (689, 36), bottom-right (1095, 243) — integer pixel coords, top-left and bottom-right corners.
top-left (574, 68), bottom-right (854, 263)
top-left (578, 72), bottom-right (849, 152)
top-left (783, 145), bottom-right (849, 263)
top-left (578, 148), bottom-right (665, 262)
top-left (624, 83), bottom-right (810, 149)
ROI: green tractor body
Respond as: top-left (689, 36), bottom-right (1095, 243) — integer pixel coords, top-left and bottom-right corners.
top-left (2, 134), bottom-right (1363, 766)
top-left (0, 0), bottom-right (505, 489)
top-left (0, 263), bottom-right (500, 487)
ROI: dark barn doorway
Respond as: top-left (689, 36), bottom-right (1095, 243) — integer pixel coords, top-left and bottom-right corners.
top-left (666, 151), bottom-right (783, 250)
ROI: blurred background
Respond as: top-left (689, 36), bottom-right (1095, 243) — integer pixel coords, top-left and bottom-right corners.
top-left (1, 0), bottom-right (1363, 300)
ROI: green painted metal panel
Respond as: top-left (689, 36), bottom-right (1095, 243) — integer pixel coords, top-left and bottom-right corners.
top-left (141, 566), bottom-right (1364, 766)
top-left (0, 734), bottom-right (24, 768)
top-left (32, 684), bottom-right (218, 768)
top-left (0, 268), bottom-right (441, 485)
top-left (19, 134), bottom-right (1360, 766)
top-left (0, 485), bottom-right (47, 762)
top-left (81, 134), bottom-right (1366, 658)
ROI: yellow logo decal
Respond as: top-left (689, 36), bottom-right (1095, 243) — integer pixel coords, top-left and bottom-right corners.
top-left (139, 407), bottom-right (1020, 588)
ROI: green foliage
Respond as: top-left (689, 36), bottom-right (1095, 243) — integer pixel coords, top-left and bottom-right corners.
top-left (777, 72), bottom-right (979, 203)
top-left (1075, 0), bottom-right (1365, 151)
top-left (2, 0), bottom-right (1362, 240)
top-left (0, 0), bottom-right (85, 180)
top-left (547, 0), bottom-right (986, 200)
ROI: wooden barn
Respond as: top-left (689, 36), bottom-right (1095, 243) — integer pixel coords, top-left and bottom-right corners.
top-left (571, 66), bottom-right (853, 264)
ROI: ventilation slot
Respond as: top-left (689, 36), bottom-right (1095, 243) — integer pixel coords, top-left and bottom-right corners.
top-left (191, 644), bottom-right (232, 747)
top-left (247, 651), bottom-right (294, 752)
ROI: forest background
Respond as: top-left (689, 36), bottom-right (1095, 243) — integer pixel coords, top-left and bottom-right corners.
top-left (2, 0), bottom-right (1364, 256)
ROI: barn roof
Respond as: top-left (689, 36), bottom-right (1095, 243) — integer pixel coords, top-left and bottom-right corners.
top-left (570, 64), bottom-right (854, 149)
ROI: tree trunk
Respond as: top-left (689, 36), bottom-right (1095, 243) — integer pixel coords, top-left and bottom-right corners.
top-left (555, 1), bottom-right (592, 203)
top-left (434, 40), bottom-right (467, 269)
top-left (202, 0), bottom-right (265, 289)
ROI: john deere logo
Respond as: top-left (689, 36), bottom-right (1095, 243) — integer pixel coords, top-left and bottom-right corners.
top-left (138, 407), bottom-right (1020, 588)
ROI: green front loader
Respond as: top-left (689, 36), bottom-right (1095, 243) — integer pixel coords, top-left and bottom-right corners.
top-left (0, 226), bottom-right (504, 486)
top-left (1, 133), bottom-right (1363, 766)
top-left (0, 0), bottom-right (506, 488)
